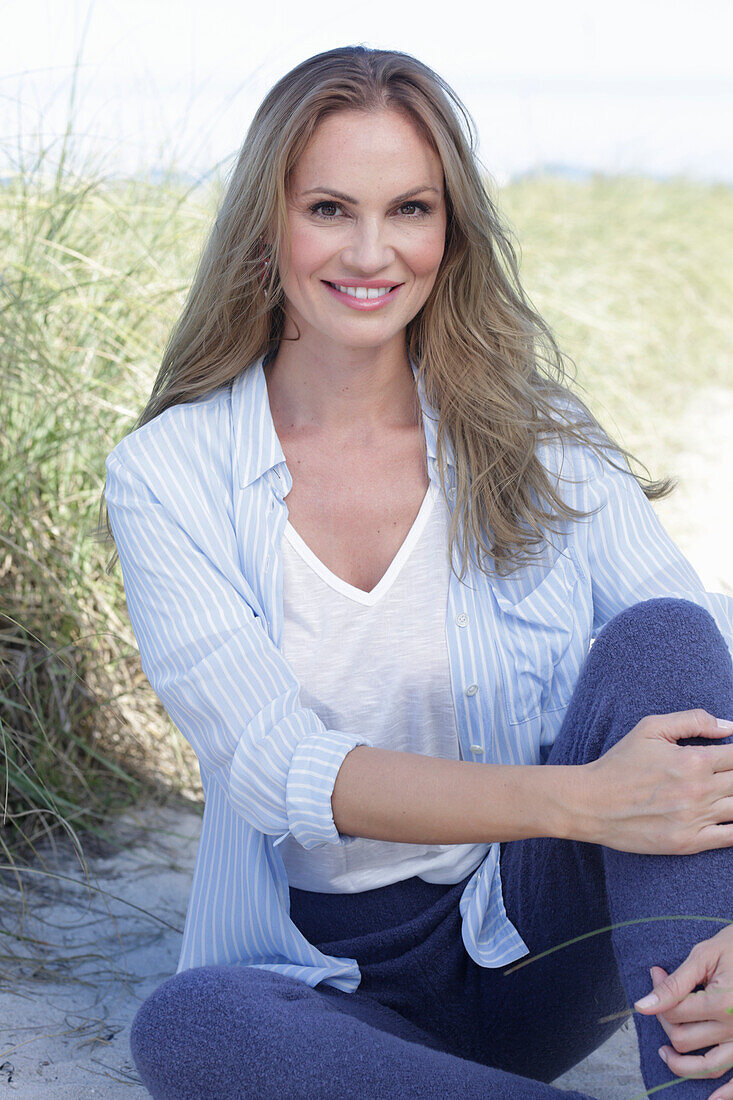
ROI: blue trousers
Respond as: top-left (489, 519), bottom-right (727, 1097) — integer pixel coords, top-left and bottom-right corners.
top-left (131, 599), bottom-right (733, 1098)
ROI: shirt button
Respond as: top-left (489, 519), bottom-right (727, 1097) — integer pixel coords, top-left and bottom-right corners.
top-left (455, 612), bottom-right (469, 628)
top-left (465, 684), bottom-right (479, 697)
top-left (476, 869), bottom-right (482, 881)
top-left (469, 743), bottom-right (484, 754)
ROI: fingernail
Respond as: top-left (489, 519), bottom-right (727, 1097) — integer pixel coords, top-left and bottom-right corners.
top-left (716, 718), bottom-right (733, 730)
top-left (658, 1046), bottom-right (668, 1063)
top-left (635, 991), bottom-right (660, 1009)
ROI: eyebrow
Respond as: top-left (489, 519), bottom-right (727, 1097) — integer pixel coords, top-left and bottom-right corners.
top-left (300, 185), bottom-right (441, 204)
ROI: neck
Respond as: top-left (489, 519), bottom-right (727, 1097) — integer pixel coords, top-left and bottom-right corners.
top-left (265, 332), bottom-right (419, 436)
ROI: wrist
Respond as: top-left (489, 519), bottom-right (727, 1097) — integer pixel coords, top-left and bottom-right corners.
top-left (540, 763), bottom-right (600, 844)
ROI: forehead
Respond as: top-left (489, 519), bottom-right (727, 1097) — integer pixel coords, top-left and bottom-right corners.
top-left (290, 108), bottom-right (443, 192)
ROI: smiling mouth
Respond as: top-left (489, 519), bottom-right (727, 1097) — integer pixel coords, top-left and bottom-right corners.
top-left (324, 281), bottom-right (401, 300)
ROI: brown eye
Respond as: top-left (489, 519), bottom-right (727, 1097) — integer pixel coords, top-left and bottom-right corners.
top-left (310, 201), bottom-right (342, 218)
top-left (397, 202), bottom-right (430, 217)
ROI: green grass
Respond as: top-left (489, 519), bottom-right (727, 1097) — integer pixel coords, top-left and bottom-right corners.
top-left (1, 148), bottom-right (731, 876)
top-left (1, 161), bottom-right (215, 868)
top-left (497, 173), bottom-right (733, 463)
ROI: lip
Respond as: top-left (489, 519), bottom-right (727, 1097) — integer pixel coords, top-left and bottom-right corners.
top-left (322, 280), bottom-right (403, 310)
top-left (325, 279), bottom-right (401, 289)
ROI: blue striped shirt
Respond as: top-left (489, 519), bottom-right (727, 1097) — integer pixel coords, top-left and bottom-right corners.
top-left (104, 356), bottom-right (733, 990)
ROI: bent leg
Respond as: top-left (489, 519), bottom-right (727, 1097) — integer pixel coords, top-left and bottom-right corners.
top-left (130, 963), bottom-right (597, 1099)
top-left (494, 599), bottom-right (733, 1092)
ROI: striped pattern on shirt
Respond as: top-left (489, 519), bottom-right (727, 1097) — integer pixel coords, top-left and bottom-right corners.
top-left (104, 357), bottom-right (733, 989)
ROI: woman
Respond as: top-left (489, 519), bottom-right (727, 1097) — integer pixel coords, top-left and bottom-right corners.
top-left (102, 46), bottom-right (733, 1099)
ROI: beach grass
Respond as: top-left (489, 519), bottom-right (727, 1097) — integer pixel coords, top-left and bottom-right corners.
top-left (1, 157), bottom-right (214, 873)
top-left (497, 172), bottom-right (733, 463)
top-left (1, 143), bottom-right (732, 884)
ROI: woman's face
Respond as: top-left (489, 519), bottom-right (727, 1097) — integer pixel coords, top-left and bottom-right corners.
top-left (280, 108), bottom-right (447, 356)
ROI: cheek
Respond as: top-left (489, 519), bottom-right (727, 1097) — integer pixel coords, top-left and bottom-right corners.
top-left (409, 229), bottom-right (446, 280)
top-left (282, 224), bottom-right (331, 283)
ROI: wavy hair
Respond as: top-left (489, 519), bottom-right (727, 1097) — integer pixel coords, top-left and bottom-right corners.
top-left (98, 45), bottom-right (671, 577)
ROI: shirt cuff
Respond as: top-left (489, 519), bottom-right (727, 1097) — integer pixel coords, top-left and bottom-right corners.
top-left (286, 731), bottom-right (371, 849)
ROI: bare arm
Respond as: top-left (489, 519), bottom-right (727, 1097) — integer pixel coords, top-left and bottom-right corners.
top-left (331, 709), bottom-right (733, 856)
top-left (331, 745), bottom-right (577, 845)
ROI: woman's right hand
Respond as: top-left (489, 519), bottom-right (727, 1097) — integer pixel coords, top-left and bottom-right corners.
top-left (577, 710), bottom-right (733, 855)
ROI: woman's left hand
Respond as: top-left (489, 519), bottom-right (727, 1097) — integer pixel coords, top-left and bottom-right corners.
top-left (634, 924), bottom-right (733, 1098)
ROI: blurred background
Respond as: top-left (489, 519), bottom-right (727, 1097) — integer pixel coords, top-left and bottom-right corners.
top-left (4, 0), bottom-right (733, 184)
top-left (1, 0), bottom-right (732, 904)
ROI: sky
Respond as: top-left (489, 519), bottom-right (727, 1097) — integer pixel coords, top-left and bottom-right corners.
top-left (2, 0), bottom-right (732, 183)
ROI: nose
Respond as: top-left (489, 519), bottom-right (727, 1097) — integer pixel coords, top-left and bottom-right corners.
top-left (341, 216), bottom-right (395, 274)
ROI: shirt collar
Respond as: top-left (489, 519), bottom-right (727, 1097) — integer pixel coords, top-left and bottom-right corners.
top-left (232, 358), bottom-right (287, 490)
top-left (232, 354), bottom-right (452, 491)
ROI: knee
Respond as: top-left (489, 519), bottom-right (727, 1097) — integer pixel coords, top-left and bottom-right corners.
top-left (130, 968), bottom-right (220, 1098)
top-left (591, 598), bottom-right (730, 677)
top-left (131, 966), bottom-right (222, 1045)
top-left (131, 966), bottom-right (290, 1099)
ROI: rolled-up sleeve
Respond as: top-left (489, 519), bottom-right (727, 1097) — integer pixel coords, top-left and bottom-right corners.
top-left (104, 452), bottom-right (370, 849)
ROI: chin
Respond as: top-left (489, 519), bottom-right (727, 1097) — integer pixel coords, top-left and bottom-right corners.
top-left (320, 321), bottom-right (404, 348)
top-left (333, 332), bottom-right (404, 352)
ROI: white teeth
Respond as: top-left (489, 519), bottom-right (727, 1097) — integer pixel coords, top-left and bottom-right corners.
top-left (333, 284), bottom-right (394, 299)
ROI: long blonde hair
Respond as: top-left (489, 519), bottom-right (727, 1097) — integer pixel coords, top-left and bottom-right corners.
top-left (99, 45), bottom-right (670, 577)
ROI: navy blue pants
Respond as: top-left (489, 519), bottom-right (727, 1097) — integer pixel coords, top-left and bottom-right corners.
top-left (131, 599), bottom-right (733, 1098)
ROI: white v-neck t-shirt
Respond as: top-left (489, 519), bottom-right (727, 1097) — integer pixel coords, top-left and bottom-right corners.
top-left (278, 482), bottom-right (490, 892)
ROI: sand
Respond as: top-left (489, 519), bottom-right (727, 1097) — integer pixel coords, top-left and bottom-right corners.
top-left (1, 804), bottom-right (199, 1098)
top-left (0, 802), bottom-right (646, 1099)
top-left (1, 386), bottom-right (730, 1098)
